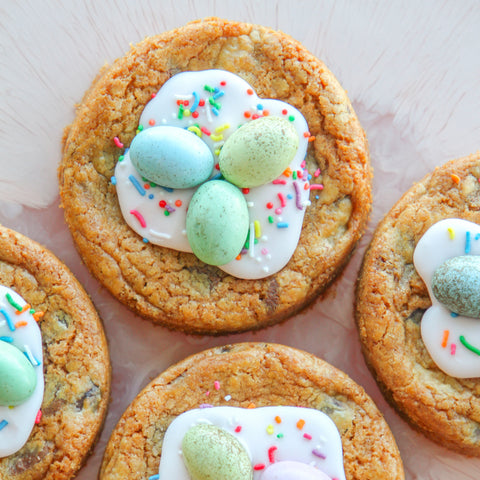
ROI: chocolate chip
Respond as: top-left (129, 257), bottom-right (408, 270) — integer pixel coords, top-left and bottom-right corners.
top-left (54, 310), bottom-right (70, 328)
top-left (75, 383), bottom-right (101, 411)
top-left (184, 265), bottom-right (224, 291)
top-left (8, 443), bottom-right (53, 475)
top-left (42, 397), bottom-right (66, 417)
top-left (406, 308), bottom-right (426, 325)
top-left (262, 278), bottom-right (279, 313)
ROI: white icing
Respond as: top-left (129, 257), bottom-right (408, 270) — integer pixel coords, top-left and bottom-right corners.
top-left (114, 70), bottom-right (314, 279)
top-left (413, 218), bottom-right (480, 378)
top-left (0, 286), bottom-right (44, 457)
top-left (158, 406), bottom-right (346, 480)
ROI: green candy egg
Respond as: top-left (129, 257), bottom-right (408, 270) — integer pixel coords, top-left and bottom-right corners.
top-left (219, 116), bottom-right (299, 188)
top-left (0, 341), bottom-right (37, 406)
top-left (182, 424), bottom-right (253, 480)
top-left (186, 180), bottom-right (249, 266)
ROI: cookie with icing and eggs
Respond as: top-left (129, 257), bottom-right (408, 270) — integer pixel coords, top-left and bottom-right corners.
top-left (0, 224), bottom-right (111, 479)
top-left (59, 17), bottom-right (371, 334)
top-left (356, 152), bottom-right (480, 456)
top-left (99, 343), bottom-right (404, 480)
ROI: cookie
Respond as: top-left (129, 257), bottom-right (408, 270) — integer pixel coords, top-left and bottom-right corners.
top-left (99, 343), bottom-right (404, 480)
top-left (59, 17), bottom-right (371, 335)
top-left (0, 225), bottom-right (111, 479)
top-left (356, 152), bottom-right (480, 456)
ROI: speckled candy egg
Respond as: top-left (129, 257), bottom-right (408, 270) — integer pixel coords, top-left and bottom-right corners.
top-left (432, 255), bottom-right (480, 318)
top-left (129, 126), bottom-right (214, 188)
top-left (0, 341), bottom-right (37, 406)
top-left (186, 180), bottom-right (249, 265)
top-left (182, 424), bottom-right (253, 480)
top-left (219, 116), bottom-right (299, 188)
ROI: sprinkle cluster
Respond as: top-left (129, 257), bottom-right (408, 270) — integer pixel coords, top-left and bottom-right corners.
top-left (0, 292), bottom-right (43, 359)
top-left (112, 70), bottom-right (324, 277)
top-left (0, 290), bottom-right (43, 434)
top-left (201, 381), bottom-right (335, 476)
top-left (237, 158), bottom-right (322, 263)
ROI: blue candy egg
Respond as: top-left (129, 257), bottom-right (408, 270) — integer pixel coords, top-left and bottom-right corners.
top-left (432, 255), bottom-right (480, 318)
top-left (129, 126), bottom-right (214, 189)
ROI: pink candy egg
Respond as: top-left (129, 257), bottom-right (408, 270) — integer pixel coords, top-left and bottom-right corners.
top-left (261, 461), bottom-right (332, 480)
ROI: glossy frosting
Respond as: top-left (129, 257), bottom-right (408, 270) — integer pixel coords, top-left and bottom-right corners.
top-left (114, 70), bottom-right (315, 279)
top-left (158, 406), bottom-right (345, 480)
top-left (414, 218), bottom-right (480, 377)
top-left (0, 285), bottom-right (44, 457)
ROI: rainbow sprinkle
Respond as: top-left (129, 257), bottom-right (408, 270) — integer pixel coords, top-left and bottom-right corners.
top-left (129, 175), bottom-right (146, 196)
top-left (23, 344), bottom-right (40, 366)
top-left (465, 231), bottom-right (471, 254)
top-left (5, 293), bottom-right (22, 311)
top-left (441, 330), bottom-right (449, 348)
top-left (312, 448), bottom-right (326, 459)
top-left (32, 311), bottom-right (44, 322)
top-left (293, 181), bottom-right (303, 210)
top-left (268, 445), bottom-right (278, 462)
top-left (35, 410), bottom-right (42, 424)
top-left (113, 136), bottom-right (124, 148)
top-left (451, 173), bottom-right (460, 184)
top-left (130, 209), bottom-right (147, 228)
top-left (459, 335), bottom-right (480, 356)
top-left (278, 193), bottom-right (287, 208)
top-left (254, 220), bottom-right (261, 238)
top-left (16, 304), bottom-right (31, 315)
top-left (0, 308), bottom-right (15, 331)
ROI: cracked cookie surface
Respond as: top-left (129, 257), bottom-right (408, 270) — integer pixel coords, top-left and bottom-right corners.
top-left (0, 225), bottom-right (111, 479)
top-left (356, 153), bottom-right (480, 456)
top-left (100, 342), bottom-right (403, 480)
top-left (59, 18), bottom-right (371, 334)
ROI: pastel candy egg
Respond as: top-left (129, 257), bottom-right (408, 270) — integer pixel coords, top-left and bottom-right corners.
top-left (432, 255), bottom-right (480, 318)
top-left (261, 461), bottom-right (332, 480)
top-left (186, 180), bottom-right (249, 265)
top-left (219, 116), bottom-right (299, 188)
top-left (129, 126), bottom-right (214, 188)
top-left (0, 341), bottom-right (37, 406)
top-left (182, 424), bottom-right (253, 480)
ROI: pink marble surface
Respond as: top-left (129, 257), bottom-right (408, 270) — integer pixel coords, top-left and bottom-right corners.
top-left (1, 1), bottom-right (480, 478)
